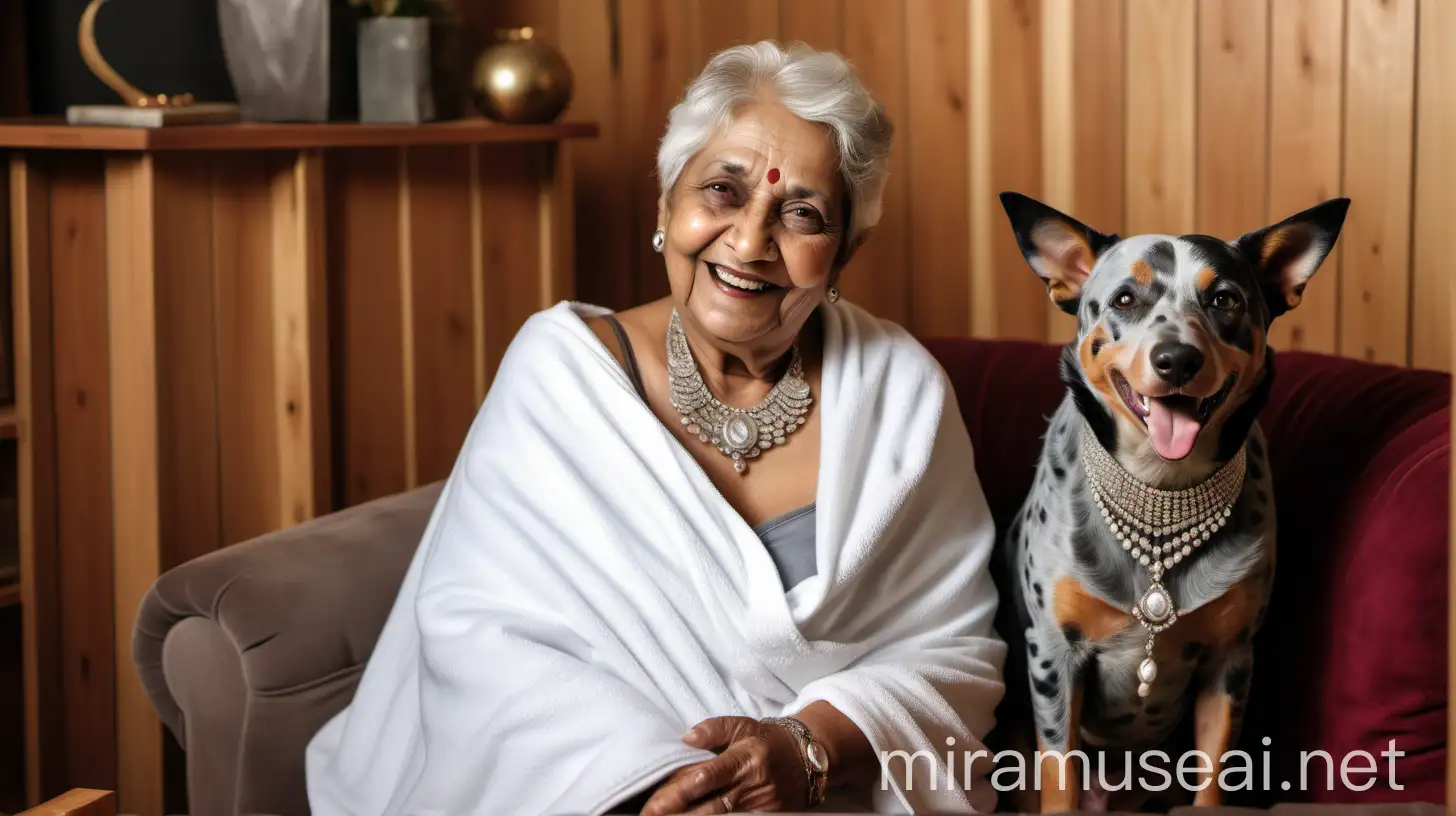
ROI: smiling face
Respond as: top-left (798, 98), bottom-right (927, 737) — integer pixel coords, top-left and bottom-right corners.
top-left (1000, 193), bottom-right (1349, 468)
top-left (660, 99), bottom-right (846, 347)
top-left (1073, 235), bottom-right (1269, 462)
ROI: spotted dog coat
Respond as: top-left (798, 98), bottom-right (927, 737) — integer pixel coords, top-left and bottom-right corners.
top-left (994, 193), bottom-right (1350, 811)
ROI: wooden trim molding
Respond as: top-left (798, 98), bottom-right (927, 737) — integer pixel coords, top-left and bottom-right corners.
top-left (539, 143), bottom-right (576, 309)
top-left (11, 153), bottom-right (64, 805)
top-left (0, 120), bottom-right (599, 152)
top-left (397, 148), bottom-right (418, 489)
top-left (470, 146), bottom-right (488, 404)
top-left (270, 150), bottom-right (331, 525)
top-left (103, 154), bottom-right (164, 816)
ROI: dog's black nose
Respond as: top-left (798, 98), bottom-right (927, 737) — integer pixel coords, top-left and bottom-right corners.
top-left (1151, 342), bottom-right (1204, 385)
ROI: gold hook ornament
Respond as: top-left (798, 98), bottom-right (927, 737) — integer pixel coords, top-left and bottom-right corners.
top-left (78, 0), bottom-right (195, 107)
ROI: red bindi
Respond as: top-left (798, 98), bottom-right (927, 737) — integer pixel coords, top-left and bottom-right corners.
top-left (766, 168), bottom-right (780, 184)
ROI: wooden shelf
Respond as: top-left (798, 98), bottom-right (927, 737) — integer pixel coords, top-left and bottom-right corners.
top-left (0, 583), bottom-right (16, 610)
top-left (0, 118), bottom-right (599, 152)
top-left (0, 408), bottom-right (15, 440)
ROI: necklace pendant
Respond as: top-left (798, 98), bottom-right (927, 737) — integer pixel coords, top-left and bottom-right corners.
top-left (721, 414), bottom-right (758, 452)
top-left (1132, 581), bottom-right (1177, 698)
top-left (1135, 581), bottom-right (1177, 629)
top-left (1137, 653), bottom-right (1158, 698)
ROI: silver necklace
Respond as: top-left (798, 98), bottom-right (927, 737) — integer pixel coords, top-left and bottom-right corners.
top-left (666, 309), bottom-right (813, 475)
top-left (1079, 422), bottom-right (1246, 697)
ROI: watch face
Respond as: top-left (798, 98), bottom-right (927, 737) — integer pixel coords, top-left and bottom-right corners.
top-left (807, 741), bottom-right (829, 773)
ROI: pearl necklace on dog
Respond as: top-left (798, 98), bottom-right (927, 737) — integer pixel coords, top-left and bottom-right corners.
top-left (1079, 423), bottom-right (1247, 697)
top-left (667, 309), bottom-right (813, 475)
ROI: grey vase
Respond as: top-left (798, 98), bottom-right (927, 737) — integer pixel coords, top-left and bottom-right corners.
top-left (358, 17), bottom-right (436, 124)
top-left (218, 0), bottom-right (359, 121)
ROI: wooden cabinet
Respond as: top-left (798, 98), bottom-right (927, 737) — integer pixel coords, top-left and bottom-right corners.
top-left (1, 119), bottom-right (594, 815)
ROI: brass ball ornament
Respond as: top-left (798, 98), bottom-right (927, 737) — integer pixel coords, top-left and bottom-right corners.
top-left (471, 27), bottom-right (574, 124)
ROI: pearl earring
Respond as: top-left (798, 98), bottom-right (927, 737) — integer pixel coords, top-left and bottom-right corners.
top-left (651, 228), bottom-right (665, 253)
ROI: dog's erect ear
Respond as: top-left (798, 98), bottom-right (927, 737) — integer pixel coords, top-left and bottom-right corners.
top-left (999, 192), bottom-right (1119, 315)
top-left (1234, 198), bottom-right (1350, 320)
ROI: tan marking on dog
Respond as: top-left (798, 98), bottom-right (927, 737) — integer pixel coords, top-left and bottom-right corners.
top-left (1256, 224), bottom-right (1321, 307)
top-left (1195, 266), bottom-right (1218, 291)
top-left (1192, 313), bottom-right (1269, 427)
top-left (1259, 225), bottom-right (1294, 266)
top-left (1206, 336), bottom-right (1251, 388)
top-left (1121, 352), bottom-right (1159, 395)
top-left (1079, 326), bottom-right (1111, 379)
top-left (1080, 328), bottom-right (1142, 428)
top-left (1193, 691), bottom-right (1232, 806)
top-left (1037, 681), bottom-right (1084, 812)
top-left (1210, 340), bottom-right (1256, 400)
top-left (1162, 573), bottom-right (1265, 654)
top-left (1131, 259), bottom-right (1155, 286)
top-left (1049, 282), bottom-right (1080, 309)
top-left (1053, 577), bottom-right (1133, 642)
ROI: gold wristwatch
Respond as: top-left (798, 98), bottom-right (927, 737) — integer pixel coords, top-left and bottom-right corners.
top-left (761, 716), bottom-right (829, 808)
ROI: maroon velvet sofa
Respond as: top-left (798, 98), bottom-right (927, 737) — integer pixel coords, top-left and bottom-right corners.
top-left (134, 338), bottom-right (1448, 815)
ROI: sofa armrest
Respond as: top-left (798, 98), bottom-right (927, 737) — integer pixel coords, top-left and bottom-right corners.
top-left (133, 482), bottom-right (443, 743)
top-left (1251, 353), bottom-right (1450, 805)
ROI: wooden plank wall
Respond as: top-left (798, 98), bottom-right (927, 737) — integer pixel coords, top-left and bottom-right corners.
top-left (464, 0), bottom-right (1456, 370)
top-left (330, 143), bottom-right (559, 506)
top-left (7, 140), bottom-right (567, 808)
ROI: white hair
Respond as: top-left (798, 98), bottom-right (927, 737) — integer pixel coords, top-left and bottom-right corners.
top-left (656, 40), bottom-right (893, 248)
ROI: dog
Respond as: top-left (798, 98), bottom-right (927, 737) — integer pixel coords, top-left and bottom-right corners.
top-left (991, 192), bottom-right (1350, 811)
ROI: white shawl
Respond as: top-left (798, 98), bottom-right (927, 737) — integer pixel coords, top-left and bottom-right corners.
top-left (305, 301), bottom-right (1006, 815)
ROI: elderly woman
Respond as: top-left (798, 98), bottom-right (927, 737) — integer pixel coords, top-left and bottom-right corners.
top-left (306, 42), bottom-right (1004, 815)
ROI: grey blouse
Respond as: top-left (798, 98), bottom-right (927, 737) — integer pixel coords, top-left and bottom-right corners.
top-left (751, 502), bottom-right (818, 589)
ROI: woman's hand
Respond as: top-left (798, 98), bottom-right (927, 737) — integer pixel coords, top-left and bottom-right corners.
top-left (640, 716), bottom-right (808, 815)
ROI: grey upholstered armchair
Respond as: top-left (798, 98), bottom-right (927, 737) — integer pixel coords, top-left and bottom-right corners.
top-left (132, 483), bottom-right (443, 816)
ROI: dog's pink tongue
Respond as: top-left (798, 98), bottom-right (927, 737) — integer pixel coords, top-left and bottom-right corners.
top-left (1146, 399), bottom-right (1200, 460)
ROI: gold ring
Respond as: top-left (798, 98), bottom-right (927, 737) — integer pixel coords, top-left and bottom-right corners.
top-left (719, 794), bottom-right (733, 813)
